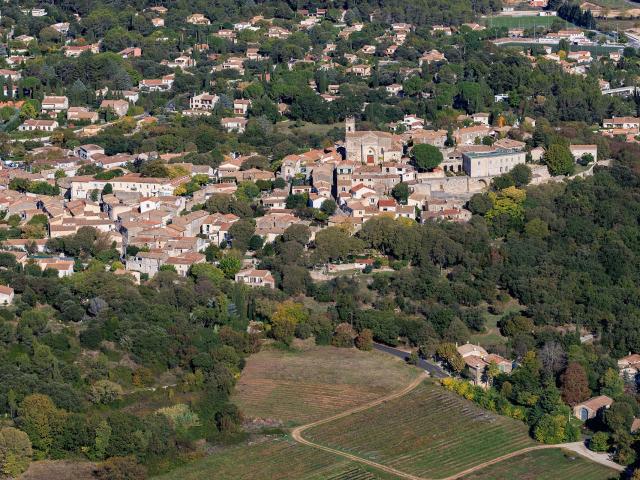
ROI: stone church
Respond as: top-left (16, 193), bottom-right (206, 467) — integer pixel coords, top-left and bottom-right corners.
top-left (344, 117), bottom-right (403, 164)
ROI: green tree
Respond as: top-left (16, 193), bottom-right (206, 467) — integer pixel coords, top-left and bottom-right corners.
top-left (435, 342), bottom-right (465, 373)
top-left (189, 263), bottom-right (225, 285)
top-left (218, 255), bottom-right (242, 279)
top-left (599, 368), bottom-right (624, 398)
top-left (0, 427), bottom-right (32, 477)
top-left (510, 164), bottom-right (532, 187)
top-left (534, 414), bottom-right (572, 444)
top-left (90, 420), bottom-right (111, 461)
top-left (271, 300), bottom-right (308, 345)
top-left (391, 182), bottom-right (410, 204)
top-left (320, 199), bottom-right (337, 216)
top-left (17, 394), bottom-right (64, 454)
top-left (412, 144), bottom-right (443, 172)
top-left (229, 218), bottom-right (256, 253)
top-left (544, 144), bottom-right (575, 176)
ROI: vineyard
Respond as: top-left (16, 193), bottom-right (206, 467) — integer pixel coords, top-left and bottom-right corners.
top-left (154, 437), bottom-right (399, 480)
top-left (460, 448), bottom-right (618, 480)
top-left (232, 344), bottom-right (421, 425)
top-left (304, 381), bottom-right (536, 479)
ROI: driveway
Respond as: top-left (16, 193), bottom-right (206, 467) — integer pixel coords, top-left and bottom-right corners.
top-left (373, 343), bottom-right (449, 379)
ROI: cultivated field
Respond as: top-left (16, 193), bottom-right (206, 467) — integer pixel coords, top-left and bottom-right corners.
top-left (304, 381), bottom-right (536, 479)
top-left (460, 448), bottom-right (618, 480)
top-left (153, 437), bottom-right (400, 480)
top-left (232, 344), bottom-right (421, 425)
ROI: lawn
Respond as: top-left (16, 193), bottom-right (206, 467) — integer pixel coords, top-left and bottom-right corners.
top-left (231, 344), bottom-right (421, 426)
top-left (460, 448), bottom-right (619, 480)
top-left (469, 301), bottom-right (522, 346)
top-left (276, 120), bottom-right (342, 136)
top-left (153, 436), bottom-right (401, 480)
top-left (304, 381), bottom-right (536, 479)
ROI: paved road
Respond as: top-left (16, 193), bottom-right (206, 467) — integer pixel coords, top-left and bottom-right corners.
top-left (373, 343), bottom-right (449, 379)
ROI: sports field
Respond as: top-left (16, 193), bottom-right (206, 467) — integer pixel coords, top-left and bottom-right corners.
top-left (460, 448), bottom-right (618, 480)
top-left (232, 344), bottom-right (421, 425)
top-left (153, 437), bottom-right (400, 480)
top-left (304, 381), bottom-right (536, 479)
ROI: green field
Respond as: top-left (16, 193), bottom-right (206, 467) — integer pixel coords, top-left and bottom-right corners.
top-left (232, 344), bottom-right (421, 425)
top-left (483, 15), bottom-right (567, 28)
top-left (304, 381), bottom-right (536, 479)
top-left (461, 448), bottom-right (618, 480)
top-left (153, 437), bottom-right (400, 480)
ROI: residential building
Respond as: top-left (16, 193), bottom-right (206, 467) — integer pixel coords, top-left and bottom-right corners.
top-left (100, 99), bottom-right (129, 117)
top-left (0, 285), bottom-right (14, 305)
top-left (186, 14), bottom-right (211, 25)
top-left (603, 117), bottom-right (640, 130)
top-left (41, 96), bottom-right (69, 114)
top-left (221, 117), bottom-right (248, 133)
top-left (235, 269), bottom-right (276, 288)
top-left (67, 107), bottom-right (99, 123)
top-left (19, 119), bottom-right (58, 132)
top-left (190, 93), bottom-right (219, 110)
top-left (457, 343), bottom-right (512, 387)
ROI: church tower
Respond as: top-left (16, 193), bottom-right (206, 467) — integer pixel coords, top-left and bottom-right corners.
top-left (345, 116), bottom-right (355, 135)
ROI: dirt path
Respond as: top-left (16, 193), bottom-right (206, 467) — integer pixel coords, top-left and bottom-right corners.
top-left (291, 374), bottom-right (624, 480)
top-left (291, 372), bottom-right (429, 480)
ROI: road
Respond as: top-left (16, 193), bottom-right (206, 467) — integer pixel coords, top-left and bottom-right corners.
top-left (373, 343), bottom-right (449, 379)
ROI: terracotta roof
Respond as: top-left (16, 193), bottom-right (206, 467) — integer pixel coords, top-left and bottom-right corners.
top-left (577, 395), bottom-right (613, 411)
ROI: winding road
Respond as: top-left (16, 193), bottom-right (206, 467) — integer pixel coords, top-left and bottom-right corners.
top-left (290, 372), bottom-right (624, 480)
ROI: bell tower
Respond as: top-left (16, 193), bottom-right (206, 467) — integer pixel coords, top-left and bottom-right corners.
top-left (345, 116), bottom-right (355, 134)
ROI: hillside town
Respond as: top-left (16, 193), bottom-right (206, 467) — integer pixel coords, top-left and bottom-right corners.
top-left (0, 0), bottom-right (625, 284)
top-left (2, 0), bottom-right (640, 478)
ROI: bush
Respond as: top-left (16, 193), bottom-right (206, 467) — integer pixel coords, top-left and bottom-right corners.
top-left (332, 323), bottom-right (355, 348)
top-left (89, 380), bottom-right (124, 404)
top-left (94, 456), bottom-right (147, 480)
top-left (355, 329), bottom-right (373, 351)
top-left (589, 431), bottom-right (610, 452)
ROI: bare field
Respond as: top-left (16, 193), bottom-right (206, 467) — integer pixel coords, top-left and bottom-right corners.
top-left (232, 344), bottom-right (421, 425)
top-left (20, 460), bottom-right (96, 480)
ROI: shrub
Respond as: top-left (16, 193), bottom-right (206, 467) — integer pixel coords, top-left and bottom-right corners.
top-left (589, 431), bottom-right (610, 452)
top-left (89, 380), bottom-right (124, 404)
